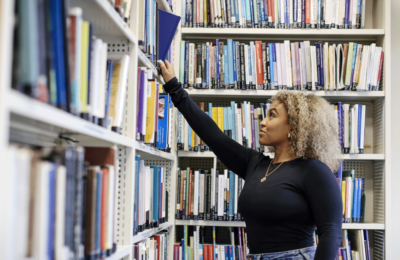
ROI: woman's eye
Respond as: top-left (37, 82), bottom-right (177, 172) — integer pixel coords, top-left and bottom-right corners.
top-left (270, 112), bottom-right (274, 117)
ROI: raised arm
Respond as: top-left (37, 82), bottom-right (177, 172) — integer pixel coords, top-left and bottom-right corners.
top-left (159, 60), bottom-right (258, 179)
top-left (303, 161), bottom-right (343, 260)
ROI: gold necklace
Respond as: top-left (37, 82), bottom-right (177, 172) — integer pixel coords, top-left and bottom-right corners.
top-left (260, 156), bottom-right (296, 182)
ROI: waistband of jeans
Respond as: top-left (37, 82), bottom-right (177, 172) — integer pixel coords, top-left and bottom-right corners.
top-left (248, 245), bottom-right (317, 256)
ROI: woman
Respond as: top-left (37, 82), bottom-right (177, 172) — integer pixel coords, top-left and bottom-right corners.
top-left (159, 60), bottom-right (342, 260)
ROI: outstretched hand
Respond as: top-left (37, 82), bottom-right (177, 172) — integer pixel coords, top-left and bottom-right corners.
top-left (158, 59), bottom-right (176, 84)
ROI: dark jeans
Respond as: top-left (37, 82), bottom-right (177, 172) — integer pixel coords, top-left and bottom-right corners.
top-left (246, 245), bottom-right (317, 260)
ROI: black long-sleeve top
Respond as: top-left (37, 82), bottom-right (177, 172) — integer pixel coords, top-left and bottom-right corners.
top-left (164, 77), bottom-right (343, 260)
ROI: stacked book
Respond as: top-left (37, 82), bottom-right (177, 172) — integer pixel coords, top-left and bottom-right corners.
top-left (177, 101), bottom-right (367, 154)
top-left (133, 156), bottom-right (169, 235)
top-left (175, 168), bottom-right (245, 221)
top-left (180, 40), bottom-right (383, 91)
top-left (133, 230), bottom-right (170, 260)
top-left (335, 230), bottom-right (371, 260)
top-left (12, 4), bottom-right (130, 133)
top-left (136, 68), bottom-right (174, 151)
top-left (174, 226), bottom-right (249, 260)
top-left (5, 145), bottom-right (119, 260)
top-left (182, 0), bottom-right (367, 29)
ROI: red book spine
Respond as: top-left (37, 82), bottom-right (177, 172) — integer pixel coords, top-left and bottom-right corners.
top-left (377, 51), bottom-right (384, 88)
top-left (209, 245), bottom-right (213, 260)
top-left (100, 168), bottom-right (109, 250)
top-left (174, 244), bottom-right (179, 260)
top-left (204, 244), bottom-right (209, 260)
top-left (269, 0), bottom-right (275, 23)
top-left (255, 41), bottom-right (263, 85)
top-left (188, 170), bottom-right (193, 217)
top-left (306, 0), bottom-right (311, 25)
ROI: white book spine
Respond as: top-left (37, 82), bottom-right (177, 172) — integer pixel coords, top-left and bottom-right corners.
top-left (245, 45), bottom-right (250, 85)
top-left (211, 169), bottom-right (215, 216)
top-left (352, 0), bottom-right (357, 28)
top-left (218, 174), bottom-right (224, 217)
top-left (55, 166), bottom-right (67, 260)
top-left (234, 174), bottom-right (238, 215)
top-left (281, 43), bottom-right (288, 88)
top-left (371, 48), bottom-right (382, 89)
top-left (194, 170), bottom-right (199, 216)
top-left (98, 42), bottom-right (108, 119)
top-left (324, 43), bottom-right (329, 89)
top-left (290, 43), bottom-right (297, 88)
top-left (343, 104), bottom-right (350, 150)
top-left (366, 44), bottom-right (376, 90)
top-left (304, 41), bottom-right (312, 86)
top-left (247, 102), bottom-right (252, 148)
top-left (89, 38), bottom-right (103, 117)
top-left (276, 44), bottom-right (282, 87)
top-left (189, 43), bottom-right (195, 86)
top-left (113, 55), bottom-right (130, 128)
top-left (310, 46), bottom-right (317, 90)
top-left (200, 172), bottom-right (204, 214)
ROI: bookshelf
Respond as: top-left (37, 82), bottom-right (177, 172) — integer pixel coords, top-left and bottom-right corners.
top-left (170, 0), bottom-right (390, 259)
top-left (0, 0), bottom-right (178, 259)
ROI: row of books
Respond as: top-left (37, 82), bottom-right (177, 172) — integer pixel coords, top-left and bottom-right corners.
top-left (337, 230), bottom-right (371, 260)
top-left (133, 156), bottom-right (169, 235)
top-left (133, 231), bottom-right (170, 260)
top-left (340, 170), bottom-right (366, 224)
top-left (182, 0), bottom-right (367, 29)
top-left (174, 226), bottom-right (249, 260)
top-left (335, 103), bottom-right (366, 154)
top-left (5, 145), bottom-right (119, 260)
top-left (136, 68), bottom-right (174, 151)
top-left (177, 101), bottom-right (367, 154)
top-left (12, 4), bottom-right (130, 133)
top-left (180, 40), bottom-right (383, 91)
top-left (175, 168), bottom-right (245, 221)
top-left (138, 0), bottom-right (174, 66)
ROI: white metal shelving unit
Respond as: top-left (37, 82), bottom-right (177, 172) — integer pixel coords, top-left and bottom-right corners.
top-left (0, 0), bottom-right (179, 260)
top-left (170, 0), bottom-right (390, 259)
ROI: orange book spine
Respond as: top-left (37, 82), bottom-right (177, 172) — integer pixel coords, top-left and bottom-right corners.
top-left (269, 0), bottom-right (275, 23)
top-left (306, 0), bottom-right (311, 24)
top-left (255, 41), bottom-right (263, 85)
top-left (100, 168), bottom-right (109, 251)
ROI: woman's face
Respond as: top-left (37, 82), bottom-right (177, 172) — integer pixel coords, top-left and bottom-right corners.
top-left (259, 101), bottom-right (292, 146)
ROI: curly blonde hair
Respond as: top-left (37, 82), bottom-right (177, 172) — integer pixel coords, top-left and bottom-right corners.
top-left (269, 90), bottom-right (341, 172)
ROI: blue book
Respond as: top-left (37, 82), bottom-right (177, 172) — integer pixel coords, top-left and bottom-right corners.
top-left (229, 171), bottom-right (235, 218)
top-left (231, 101), bottom-right (236, 141)
top-left (157, 94), bottom-right (169, 149)
top-left (228, 39), bottom-right (234, 86)
top-left (337, 102), bottom-right (343, 150)
top-left (230, 246), bottom-right (234, 260)
top-left (199, 244), bottom-right (203, 260)
top-left (103, 60), bottom-right (113, 128)
top-left (224, 46), bottom-right (229, 87)
top-left (350, 44), bottom-right (358, 85)
top-left (50, 0), bottom-right (68, 111)
top-left (336, 161), bottom-right (343, 190)
top-left (159, 167), bottom-right (162, 220)
top-left (352, 178), bottom-right (358, 223)
top-left (249, 0), bottom-right (255, 25)
top-left (225, 245), bottom-right (229, 260)
top-left (216, 39), bottom-right (220, 81)
top-left (345, 0), bottom-right (350, 28)
top-left (260, 0), bottom-right (266, 26)
top-left (319, 42), bottom-right (324, 89)
top-left (285, 0), bottom-right (290, 25)
top-left (188, 125), bottom-right (192, 148)
top-left (357, 178), bottom-right (362, 223)
top-left (233, 41), bottom-right (237, 86)
top-left (48, 163), bottom-right (57, 260)
top-left (268, 44), bottom-right (274, 86)
top-left (151, 166), bottom-right (159, 223)
top-left (184, 41), bottom-right (189, 88)
top-left (134, 156), bottom-right (141, 234)
top-left (209, 103), bottom-right (213, 118)
top-left (95, 170), bottom-right (103, 255)
top-left (360, 178), bottom-right (365, 223)
top-left (158, 9), bottom-right (181, 61)
top-left (315, 43), bottom-right (321, 87)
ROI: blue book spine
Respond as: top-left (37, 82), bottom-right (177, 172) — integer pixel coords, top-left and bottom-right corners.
top-left (104, 61), bottom-right (113, 128)
top-left (272, 44), bottom-right (278, 87)
top-left (48, 164), bottom-right (57, 260)
top-left (159, 168), bottom-right (162, 220)
top-left (231, 101), bottom-right (236, 141)
top-left (285, 0), bottom-right (290, 25)
top-left (177, 112), bottom-right (182, 144)
top-left (188, 125), bottom-right (192, 147)
top-left (245, 0), bottom-right (251, 24)
top-left (95, 171), bottom-right (103, 254)
top-left (249, 0), bottom-right (255, 25)
top-left (350, 44), bottom-right (358, 85)
top-left (134, 156), bottom-right (141, 234)
top-left (184, 41), bottom-right (189, 87)
top-left (199, 244), bottom-right (203, 260)
top-left (206, 45), bottom-right (210, 87)
top-left (319, 42), bottom-right (324, 89)
top-left (224, 46), bottom-right (229, 86)
top-left (317, 0), bottom-right (321, 26)
top-left (216, 39), bottom-right (220, 80)
top-left (293, 0), bottom-right (298, 23)
top-left (229, 172), bottom-right (234, 217)
top-left (360, 178), bottom-right (365, 222)
top-left (356, 178), bottom-right (361, 222)
top-left (233, 41), bottom-right (237, 85)
top-left (352, 178), bottom-right (357, 222)
top-left (345, 0), bottom-right (350, 28)
top-left (230, 246), bottom-right (234, 260)
top-left (228, 39), bottom-right (234, 85)
top-left (209, 103), bottom-right (213, 118)
top-left (181, 0), bottom-right (186, 25)
top-left (225, 246), bottom-right (229, 260)
top-left (50, 0), bottom-right (67, 110)
top-left (260, 0), bottom-right (266, 25)
top-left (338, 102), bottom-right (343, 150)
top-left (157, 94), bottom-right (169, 149)
top-left (316, 43), bottom-right (321, 87)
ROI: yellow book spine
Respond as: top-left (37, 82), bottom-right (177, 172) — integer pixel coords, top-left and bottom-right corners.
top-left (212, 107), bottom-right (218, 125)
top-left (218, 107), bottom-right (224, 132)
top-left (80, 21), bottom-right (90, 113)
top-left (109, 63), bottom-right (121, 126)
top-left (145, 81), bottom-right (156, 143)
top-left (341, 180), bottom-right (346, 216)
top-left (191, 128), bottom-right (195, 148)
